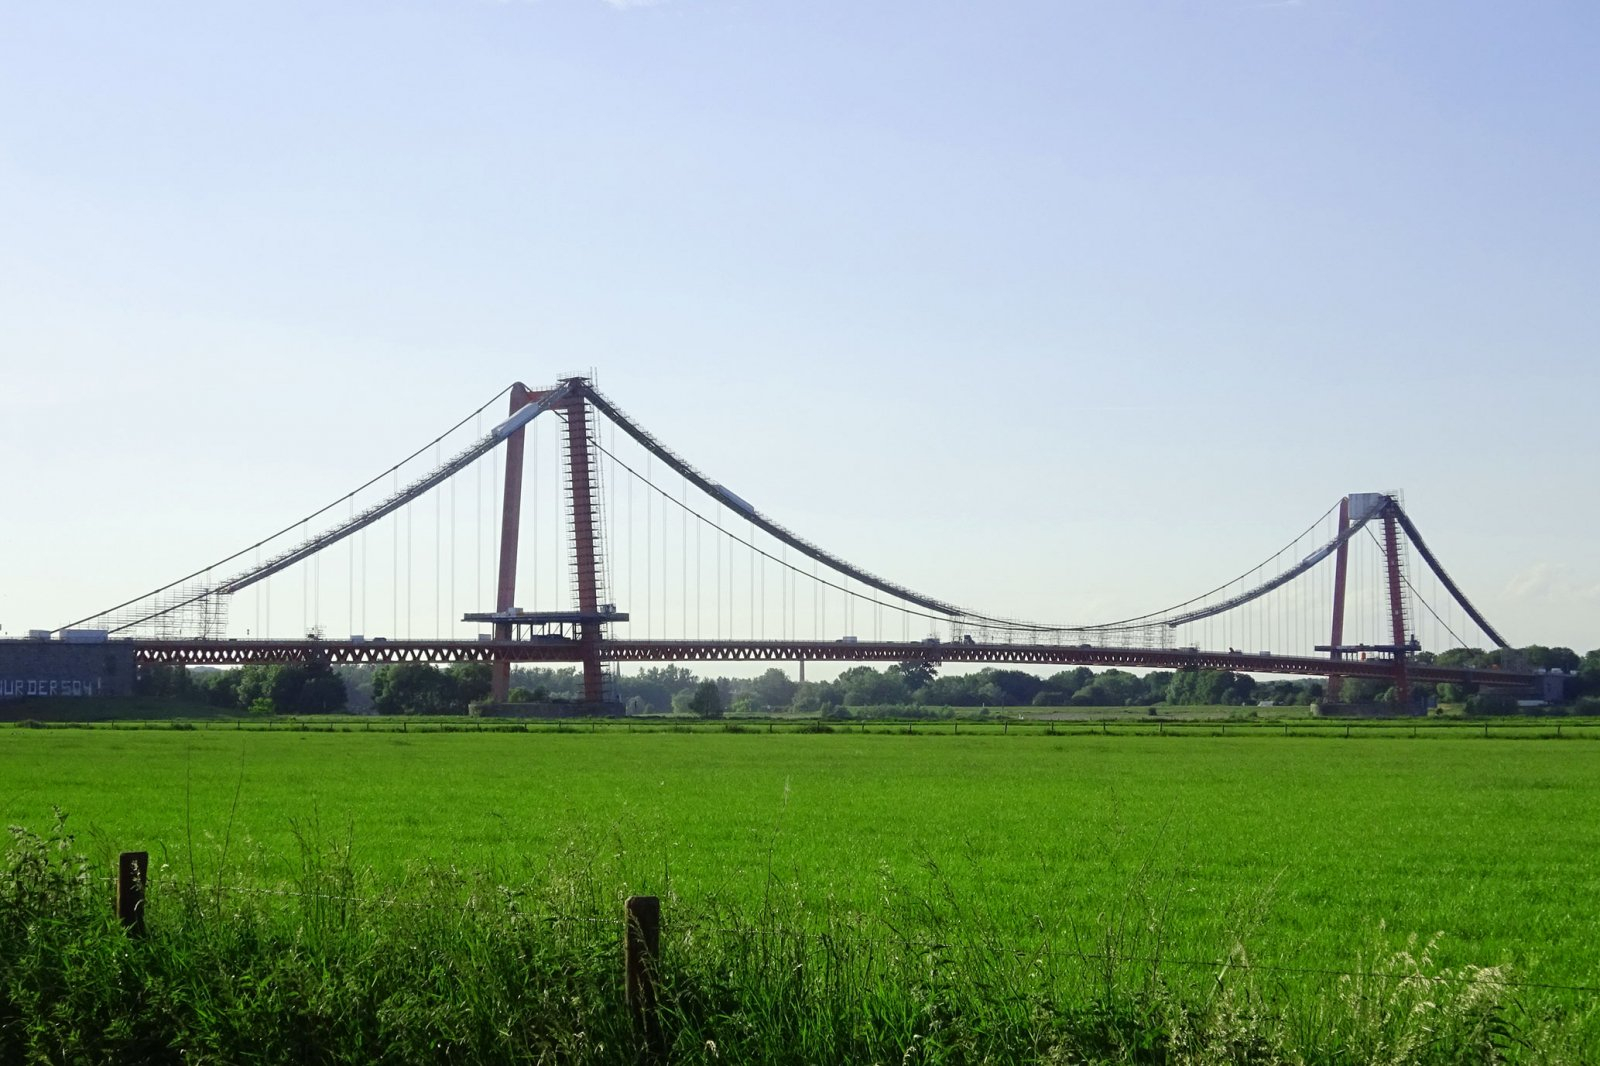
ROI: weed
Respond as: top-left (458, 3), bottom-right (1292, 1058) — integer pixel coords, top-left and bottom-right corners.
top-left (0, 816), bottom-right (1578, 1063)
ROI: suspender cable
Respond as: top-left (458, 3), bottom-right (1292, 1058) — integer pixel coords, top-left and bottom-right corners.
top-left (406, 492), bottom-right (413, 639)
top-left (645, 452), bottom-right (652, 638)
top-left (476, 411), bottom-right (483, 631)
top-left (449, 450), bottom-right (456, 638)
top-left (531, 419), bottom-right (539, 612)
top-left (435, 442), bottom-right (441, 639)
top-left (682, 478), bottom-right (688, 639)
top-left (62, 385), bottom-right (517, 636)
top-left (349, 497), bottom-right (355, 638)
top-left (392, 473), bottom-right (399, 640)
top-left (626, 461), bottom-right (633, 637)
top-left (813, 557), bottom-right (819, 639)
top-left (301, 521), bottom-right (309, 636)
top-left (490, 439), bottom-right (500, 626)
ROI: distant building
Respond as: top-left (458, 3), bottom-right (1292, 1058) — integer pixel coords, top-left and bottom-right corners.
top-left (0, 637), bottom-right (136, 703)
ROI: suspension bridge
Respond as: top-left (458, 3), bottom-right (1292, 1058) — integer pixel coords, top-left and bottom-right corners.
top-left (58, 377), bottom-right (1536, 706)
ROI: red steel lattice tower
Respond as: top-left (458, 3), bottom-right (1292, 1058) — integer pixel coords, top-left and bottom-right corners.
top-left (1326, 494), bottom-right (1413, 710)
top-left (559, 381), bottom-right (609, 704)
top-left (1382, 505), bottom-right (1412, 708)
top-left (488, 378), bottom-right (611, 705)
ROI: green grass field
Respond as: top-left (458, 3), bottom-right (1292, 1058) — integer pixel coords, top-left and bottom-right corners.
top-left (4, 726), bottom-right (1598, 1061)
top-left (5, 727), bottom-right (1597, 978)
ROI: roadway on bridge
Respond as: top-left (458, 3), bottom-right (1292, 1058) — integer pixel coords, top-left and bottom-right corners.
top-left (130, 638), bottom-right (1532, 689)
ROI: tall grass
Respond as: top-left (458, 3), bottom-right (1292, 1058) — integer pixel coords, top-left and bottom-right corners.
top-left (3, 813), bottom-right (1579, 1064)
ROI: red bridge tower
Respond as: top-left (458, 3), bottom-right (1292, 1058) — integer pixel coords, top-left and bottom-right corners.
top-left (486, 378), bottom-right (618, 706)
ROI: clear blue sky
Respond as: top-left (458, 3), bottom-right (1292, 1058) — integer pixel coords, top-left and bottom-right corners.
top-left (3, 1), bottom-right (1597, 651)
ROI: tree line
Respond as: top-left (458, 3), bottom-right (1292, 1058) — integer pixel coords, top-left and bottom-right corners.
top-left (141, 661), bottom-right (491, 716)
top-left (138, 644), bottom-right (1600, 717)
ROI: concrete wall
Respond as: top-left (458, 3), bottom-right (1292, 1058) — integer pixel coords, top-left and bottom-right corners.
top-left (0, 640), bottom-right (138, 701)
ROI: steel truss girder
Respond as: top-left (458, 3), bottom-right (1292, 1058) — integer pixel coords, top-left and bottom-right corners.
top-left (131, 638), bottom-right (1534, 689)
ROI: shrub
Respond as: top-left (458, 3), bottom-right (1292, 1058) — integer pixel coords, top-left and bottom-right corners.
top-left (1464, 692), bottom-right (1517, 717)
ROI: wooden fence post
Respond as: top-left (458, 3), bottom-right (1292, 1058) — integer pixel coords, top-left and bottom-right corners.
top-left (625, 895), bottom-right (661, 1049)
top-left (117, 851), bottom-right (148, 937)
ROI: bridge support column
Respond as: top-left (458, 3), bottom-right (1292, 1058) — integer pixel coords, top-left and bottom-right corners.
top-left (1326, 496), bottom-right (1350, 703)
top-left (491, 384), bottom-right (533, 702)
top-left (560, 384), bottom-right (608, 705)
top-left (1382, 505), bottom-right (1411, 709)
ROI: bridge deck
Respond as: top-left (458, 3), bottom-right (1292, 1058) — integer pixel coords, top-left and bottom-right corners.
top-left (131, 639), bottom-right (1533, 689)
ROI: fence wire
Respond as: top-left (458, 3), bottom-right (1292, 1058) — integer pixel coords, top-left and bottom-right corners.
top-left (9, 717), bottom-right (1600, 741)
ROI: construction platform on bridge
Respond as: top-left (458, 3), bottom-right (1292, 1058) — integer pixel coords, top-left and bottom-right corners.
top-left (462, 610), bottom-right (629, 627)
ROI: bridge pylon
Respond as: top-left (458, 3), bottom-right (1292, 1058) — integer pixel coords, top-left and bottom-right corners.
top-left (1325, 493), bottom-right (1415, 710)
top-left (558, 380), bottom-right (610, 705)
top-left (1326, 495), bottom-right (1352, 702)
top-left (1381, 504), bottom-right (1412, 708)
top-left (488, 378), bottom-right (615, 705)
top-left (491, 383), bottom-right (535, 702)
